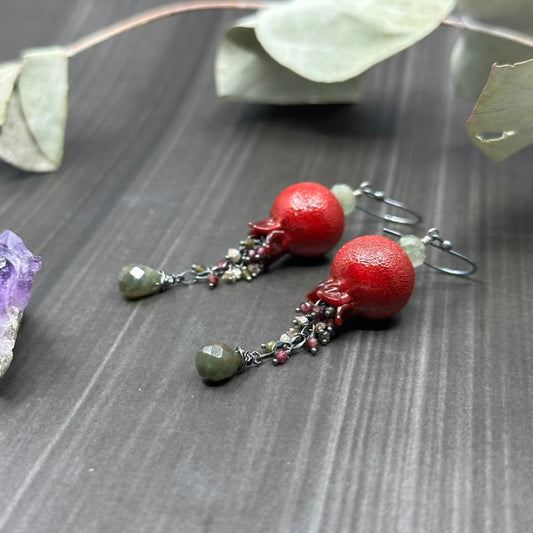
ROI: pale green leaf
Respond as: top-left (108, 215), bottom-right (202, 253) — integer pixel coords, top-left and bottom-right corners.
top-left (216, 15), bottom-right (367, 104)
top-left (18, 47), bottom-right (69, 165)
top-left (451, 0), bottom-right (533, 100)
top-left (0, 46), bottom-right (68, 173)
top-left (0, 62), bottom-right (21, 126)
top-left (466, 58), bottom-right (533, 162)
top-left (0, 91), bottom-right (58, 172)
top-left (254, 0), bottom-right (456, 83)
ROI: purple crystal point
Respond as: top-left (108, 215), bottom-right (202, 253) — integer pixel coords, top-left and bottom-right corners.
top-left (0, 230), bottom-right (42, 376)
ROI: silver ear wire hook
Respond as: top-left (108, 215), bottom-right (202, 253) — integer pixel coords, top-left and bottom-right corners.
top-left (383, 227), bottom-right (477, 277)
top-left (355, 182), bottom-right (422, 226)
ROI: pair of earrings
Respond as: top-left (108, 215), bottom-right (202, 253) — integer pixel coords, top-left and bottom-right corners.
top-left (118, 181), bottom-right (476, 383)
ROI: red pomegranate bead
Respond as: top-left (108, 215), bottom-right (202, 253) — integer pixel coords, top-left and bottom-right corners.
top-left (249, 182), bottom-right (345, 260)
top-left (307, 235), bottom-right (415, 324)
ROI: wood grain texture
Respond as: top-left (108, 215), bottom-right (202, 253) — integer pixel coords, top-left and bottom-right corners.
top-left (0, 1), bottom-right (532, 532)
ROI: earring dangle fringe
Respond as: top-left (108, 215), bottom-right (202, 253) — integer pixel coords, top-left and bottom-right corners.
top-left (195, 228), bottom-right (476, 383)
top-left (118, 182), bottom-right (422, 299)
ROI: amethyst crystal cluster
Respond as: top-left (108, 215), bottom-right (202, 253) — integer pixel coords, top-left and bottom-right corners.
top-left (0, 230), bottom-right (41, 376)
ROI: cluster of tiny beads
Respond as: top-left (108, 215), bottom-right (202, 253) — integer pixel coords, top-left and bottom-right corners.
top-left (155, 234), bottom-right (273, 291)
top-left (206, 234), bottom-right (271, 287)
top-left (238, 300), bottom-right (338, 369)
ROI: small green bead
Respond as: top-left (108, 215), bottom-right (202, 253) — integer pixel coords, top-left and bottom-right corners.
top-left (265, 341), bottom-right (276, 352)
top-left (118, 264), bottom-right (163, 299)
top-left (331, 183), bottom-right (356, 215)
top-left (244, 238), bottom-right (255, 249)
top-left (399, 235), bottom-right (426, 267)
top-left (195, 343), bottom-right (242, 382)
top-left (193, 264), bottom-right (207, 273)
top-left (241, 268), bottom-right (253, 281)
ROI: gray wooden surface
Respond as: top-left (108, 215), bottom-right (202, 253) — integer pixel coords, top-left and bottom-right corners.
top-left (1, 1), bottom-right (532, 532)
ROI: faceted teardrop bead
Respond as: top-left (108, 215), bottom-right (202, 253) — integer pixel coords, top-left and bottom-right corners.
top-left (118, 264), bottom-right (163, 299)
top-left (195, 342), bottom-right (242, 382)
top-left (331, 183), bottom-right (356, 215)
top-left (399, 235), bottom-right (426, 267)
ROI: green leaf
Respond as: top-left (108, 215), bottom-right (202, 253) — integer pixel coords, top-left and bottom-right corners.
top-left (0, 46), bottom-right (68, 173)
top-left (0, 62), bottom-right (21, 126)
top-left (466, 58), bottom-right (533, 162)
top-left (216, 15), bottom-right (368, 104)
top-left (19, 47), bottom-right (69, 165)
top-left (254, 0), bottom-right (456, 83)
top-left (216, 0), bottom-right (455, 104)
top-left (0, 91), bottom-right (58, 172)
top-left (451, 0), bottom-right (533, 100)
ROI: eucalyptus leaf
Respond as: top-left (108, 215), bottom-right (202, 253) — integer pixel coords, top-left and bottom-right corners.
top-left (19, 47), bottom-right (69, 165)
top-left (216, 15), bottom-right (368, 104)
top-left (0, 62), bottom-right (21, 126)
top-left (0, 46), bottom-right (68, 173)
top-left (254, 0), bottom-right (456, 83)
top-left (0, 92), bottom-right (58, 172)
top-left (466, 58), bottom-right (533, 162)
top-left (451, 0), bottom-right (533, 100)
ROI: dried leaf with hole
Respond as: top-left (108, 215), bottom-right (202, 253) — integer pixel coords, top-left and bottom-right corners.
top-left (466, 58), bottom-right (533, 162)
top-left (451, 0), bottom-right (533, 100)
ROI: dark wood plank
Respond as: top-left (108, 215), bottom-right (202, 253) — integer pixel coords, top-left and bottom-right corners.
top-left (0, 1), bottom-right (532, 532)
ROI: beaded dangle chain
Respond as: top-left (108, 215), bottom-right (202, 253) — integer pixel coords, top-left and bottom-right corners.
top-left (194, 229), bottom-right (475, 382)
top-left (118, 181), bottom-right (421, 298)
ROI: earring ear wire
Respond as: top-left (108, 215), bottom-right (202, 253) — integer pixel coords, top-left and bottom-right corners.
top-left (383, 227), bottom-right (477, 276)
top-left (354, 182), bottom-right (423, 226)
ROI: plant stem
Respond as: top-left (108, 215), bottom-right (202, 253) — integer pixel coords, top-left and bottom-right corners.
top-left (66, 2), bottom-right (533, 58)
top-left (442, 16), bottom-right (533, 48)
top-left (66, 1), bottom-right (281, 57)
